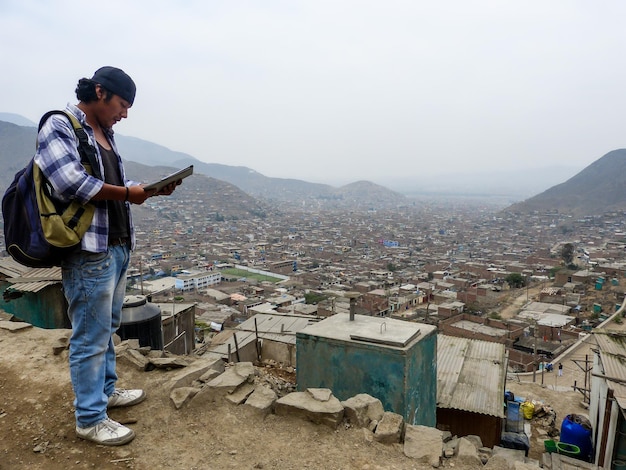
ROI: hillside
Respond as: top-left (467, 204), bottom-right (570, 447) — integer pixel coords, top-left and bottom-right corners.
top-left (504, 149), bottom-right (626, 216)
top-left (0, 321), bottom-right (587, 470)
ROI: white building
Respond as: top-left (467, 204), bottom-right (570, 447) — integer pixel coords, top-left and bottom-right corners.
top-left (175, 271), bottom-right (222, 292)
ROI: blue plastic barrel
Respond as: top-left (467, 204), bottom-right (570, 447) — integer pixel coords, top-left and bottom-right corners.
top-left (560, 414), bottom-right (592, 461)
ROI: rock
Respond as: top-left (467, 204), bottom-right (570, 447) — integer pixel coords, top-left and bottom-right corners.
top-left (32, 441), bottom-right (49, 453)
top-left (488, 446), bottom-right (527, 469)
top-left (341, 393), bottom-right (385, 428)
top-left (443, 437), bottom-right (458, 458)
top-left (479, 446), bottom-right (492, 454)
top-left (373, 412), bottom-right (404, 444)
top-left (149, 357), bottom-right (189, 369)
top-left (225, 382), bottom-right (256, 405)
top-left (117, 348), bottom-right (152, 371)
top-left (0, 312), bottom-right (14, 321)
top-left (207, 362), bottom-right (255, 392)
top-left (484, 454), bottom-right (514, 469)
top-left (307, 388), bottom-right (332, 402)
top-left (0, 321), bottom-right (32, 332)
top-left (125, 339), bottom-right (141, 350)
top-left (51, 332), bottom-right (70, 355)
top-left (464, 434), bottom-right (483, 449)
top-left (404, 424), bottom-right (443, 466)
top-left (274, 389), bottom-right (344, 428)
top-left (196, 369), bottom-right (221, 384)
top-left (166, 355), bottom-right (225, 390)
top-left (114, 338), bottom-right (141, 356)
top-left (170, 387), bottom-right (199, 409)
top-left (190, 362), bottom-right (256, 406)
top-left (137, 346), bottom-right (152, 355)
top-left (456, 437), bottom-right (482, 467)
top-left (244, 385), bottom-right (277, 416)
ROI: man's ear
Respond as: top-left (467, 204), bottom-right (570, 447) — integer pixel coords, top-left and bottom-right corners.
top-left (95, 84), bottom-right (104, 100)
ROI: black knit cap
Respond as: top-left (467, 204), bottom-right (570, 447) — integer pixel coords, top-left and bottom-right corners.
top-left (91, 66), bottom-right (136, 105)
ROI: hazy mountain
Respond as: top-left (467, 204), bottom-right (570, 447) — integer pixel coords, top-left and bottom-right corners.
top-left (380, 166), bottom-right (581, 199)
top-left (0, 113), bottom-right (36, 127)
top-left (4, 113), bottom-right (618, 215)
top-left (504, 149), bottom-right (626, 216)
top-left (0, 116), bottom-right (406, 210)
top-left (0, 121), bottom-right (38, 181)
top-left (122, 161), bottom-right (274, 221)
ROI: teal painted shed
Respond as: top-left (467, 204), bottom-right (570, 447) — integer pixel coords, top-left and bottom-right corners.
top-left (0, 261), bottom-right (70, 329)
top-left (296, 313), bottom-right (437, 426)
top-left (1, 280), bottom-right (69, 328)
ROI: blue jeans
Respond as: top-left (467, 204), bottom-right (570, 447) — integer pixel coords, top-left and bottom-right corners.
top-left (62, 245), bottom-right (130, 428)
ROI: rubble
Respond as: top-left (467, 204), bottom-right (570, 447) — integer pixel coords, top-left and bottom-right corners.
top-left (114, 339), bottom-right (551, 468)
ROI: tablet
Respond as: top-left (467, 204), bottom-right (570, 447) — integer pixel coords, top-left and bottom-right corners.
top-left (143, 165), bottom-right (194, 192)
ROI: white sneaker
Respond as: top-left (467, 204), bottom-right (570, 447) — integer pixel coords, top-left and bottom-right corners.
top-left (108, 388), bottom-right (146, 408)
top-left (76, 417), bottom-right (135, 446)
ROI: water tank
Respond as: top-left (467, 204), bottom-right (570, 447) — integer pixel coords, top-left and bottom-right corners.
top-left (118, 295), bottom-right (163, 350)
top-left (296, 313), bottom-right (437, 426)
top-left (560, 414), bottom-right (592, 461)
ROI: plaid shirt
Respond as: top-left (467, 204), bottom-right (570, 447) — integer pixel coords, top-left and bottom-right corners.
top-left (34, 103), bottom-right (135, 253)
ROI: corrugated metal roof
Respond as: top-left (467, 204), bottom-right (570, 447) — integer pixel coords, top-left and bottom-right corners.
top-left (0, 257), bottom-right (30, 278)
top-left (437, 334), bottom-right (506, 418)
top-left (0, 258), bottom-right (62, 293)
top-left (206, 330), bottom-right (258, 357)
top-left (594, 331), bottom-right (626, 408)
top-left (594, 331), bottom-right (625, 357)
top-left (236, 313), bottom-right (319, 345)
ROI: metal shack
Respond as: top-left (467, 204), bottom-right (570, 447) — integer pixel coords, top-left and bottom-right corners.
top-left (0, 260), bottom-right (69, 329)
top-left (296, 312), bottom-right (437, 426)
top-left (436, 334), bottom-right (507, 448)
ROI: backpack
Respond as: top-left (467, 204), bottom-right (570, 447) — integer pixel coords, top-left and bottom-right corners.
top-left (2, 110), bottom-right (101, 268)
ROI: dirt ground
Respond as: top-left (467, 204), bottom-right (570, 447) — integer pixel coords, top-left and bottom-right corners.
top-left (0, 322), bottom-right (596, 470)
top-left (0, 323), bottom-right (467, 470)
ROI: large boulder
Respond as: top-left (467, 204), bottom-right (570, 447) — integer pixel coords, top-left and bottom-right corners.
top-left (274, 388), bottom-right (344, 428)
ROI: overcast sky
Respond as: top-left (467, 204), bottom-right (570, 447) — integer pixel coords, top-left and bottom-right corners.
top-left (2, 1), bottom-right (626, 186)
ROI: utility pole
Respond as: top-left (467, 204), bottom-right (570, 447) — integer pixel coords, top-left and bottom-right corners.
top-left (140, 256), bottom-right (144, 295)
top-left (532, 322), bottom-right (537, 383)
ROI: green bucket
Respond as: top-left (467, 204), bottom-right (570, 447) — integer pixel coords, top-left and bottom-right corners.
top-left (544, 440), bottom-right (557, 453)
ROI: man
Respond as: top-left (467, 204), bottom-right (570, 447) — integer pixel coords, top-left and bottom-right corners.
top-left (35, 66), bottom-right (177, 446)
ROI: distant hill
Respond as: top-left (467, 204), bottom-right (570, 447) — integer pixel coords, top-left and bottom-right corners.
top-left (0, 121), bottom-right (38, 180)
top-left (504, 149), bottom-right (626, 216)
top-left (0, 113), bottom-right (36, 127)
top-left (0, 117), bottom-right (406, 210)
top-left (123, 161), bottom-right (274, 222)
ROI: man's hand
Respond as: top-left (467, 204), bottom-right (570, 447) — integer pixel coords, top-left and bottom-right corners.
top-left (128, 185), bottom-right (153, 204)
top-left (155, 180), bottom-right (181, 196)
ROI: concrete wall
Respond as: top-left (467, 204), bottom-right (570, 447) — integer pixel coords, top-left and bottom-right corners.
top-left (261, 339), bottom-right (296, 366)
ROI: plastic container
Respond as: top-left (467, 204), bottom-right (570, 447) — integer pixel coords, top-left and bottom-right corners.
top-left (118, 295), bottom-right (163, 350)
top-left (544, 440), bottom-right (557, 453)
top-left (506, 401), bottom-right (524, 432)
top-left (556, 441), bottom-right (581, 458)
top-left (561, 414), bottom-right (592, 461)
